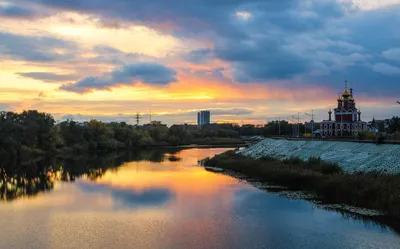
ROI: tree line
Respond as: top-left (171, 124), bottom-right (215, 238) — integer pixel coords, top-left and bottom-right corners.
top-left (0, 110), bottom-right (243, 160)
top-left (1, 110), bottom-right (399, 160)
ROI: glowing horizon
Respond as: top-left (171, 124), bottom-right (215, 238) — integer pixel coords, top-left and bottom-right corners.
top-left (1, 0), bottom-right (400, 125)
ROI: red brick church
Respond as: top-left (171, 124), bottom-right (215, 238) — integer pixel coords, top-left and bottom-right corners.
top-left (320, 84), bottom-right (367, 137)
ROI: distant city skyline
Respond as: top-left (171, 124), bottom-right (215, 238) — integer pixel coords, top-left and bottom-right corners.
top-left (1, 0), bottom-right (400, 125)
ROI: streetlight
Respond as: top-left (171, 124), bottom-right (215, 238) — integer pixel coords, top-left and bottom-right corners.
top-left (305, 109), bottom-right (315, 139)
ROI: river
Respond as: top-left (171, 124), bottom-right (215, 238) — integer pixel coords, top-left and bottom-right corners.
top-left (1, 148), bottom-right (400, 249)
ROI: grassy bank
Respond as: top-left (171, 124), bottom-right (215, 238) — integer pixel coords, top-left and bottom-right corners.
top-left (205, 151), bottom-right (400, 219)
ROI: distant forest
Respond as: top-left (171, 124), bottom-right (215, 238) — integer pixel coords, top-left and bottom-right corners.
top-left (1, 110), bottom-right (399, 161)
top-left (0, 110), bottom-right (247, 160)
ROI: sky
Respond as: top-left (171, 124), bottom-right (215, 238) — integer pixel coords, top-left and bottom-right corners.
top-left (1, 0), bottom-right (400, 125)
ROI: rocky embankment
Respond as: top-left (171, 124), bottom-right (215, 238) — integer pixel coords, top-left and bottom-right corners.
top-left (239, 138), bottom-right (400, 173)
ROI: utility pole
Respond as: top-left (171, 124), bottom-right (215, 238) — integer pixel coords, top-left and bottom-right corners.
top-left (287, 117), bottom-right (293, 137)
top-left (297, 112), bottom-right (300, 137)
top-left (136, 112), bottom-right (141, 126)
top-left (296, 113), bottom-right (300, 137)
top-left (278, 117), bottom-right (281, 136)
top-left (291, 115), bottom-right (300, 137)
top-left (149, 110), bottom-right (152, 123)
top-left (292, 115), bottom-right (297, 137)
top-left (305, 109), bottom-right (315, 138)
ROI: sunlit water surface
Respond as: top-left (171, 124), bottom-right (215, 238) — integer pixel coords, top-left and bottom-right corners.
top-left (1, 148), bottom-right (400, 249)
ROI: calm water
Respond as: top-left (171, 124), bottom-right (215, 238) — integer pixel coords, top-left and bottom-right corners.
top-left (1, 148), bottom-right (400, 249)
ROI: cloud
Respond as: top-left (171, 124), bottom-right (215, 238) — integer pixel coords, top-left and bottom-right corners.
top-left (30, 0), bottom-right (347, 83)
top-left (156, 108), bottom-right (254, 117)
top-left (215, 39), bottom-right (310, 82)
top-left (17, 72), bottom-right (79, 83)
top-left (89, 45), bottom-right (155, 65)
top-left (0, 5), bottom-right (40, 19)
top-left (60, 63), bottom-right (177, 93)
top-left (382, 48), bottom-right (400, 62)
top-left (0, 103), bottom-right (11, 111)
top-left (0, 32), bottom-right (77, 62)
top-left (182, 67), bottom-right (229, 82)
top-left (8, 0), bottom-right (400, 99)
top-left (185, 49), bottom-right (213, 63)
top-left (373, 63), bottom-right (400, 76)
top-left (210, 108), bottom-right (253, 116)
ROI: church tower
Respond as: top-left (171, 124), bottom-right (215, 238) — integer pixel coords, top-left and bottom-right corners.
top-left (320, 82), bottom-right (367, 137)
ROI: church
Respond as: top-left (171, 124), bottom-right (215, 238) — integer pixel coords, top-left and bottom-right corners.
top-left (320, 84), bottom-right (368, 137)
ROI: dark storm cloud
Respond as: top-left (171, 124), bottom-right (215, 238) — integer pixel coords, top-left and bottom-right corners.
top-left (0, 5), bottom-right (38, 18)
top-left (60, 63), bottom-right (177, 93)
top-left (23, 0), bottom-right (346, 39)
top-left (215, 39), bottom-right (310, 82)
top-left (0, 32), bottom-right (76, 62)
top-left (17, 72), bottom-right (80, 83)
top-left (26, 0), bottom-right (346, 82)
top-left (15, 0), bottom-right (400, 96)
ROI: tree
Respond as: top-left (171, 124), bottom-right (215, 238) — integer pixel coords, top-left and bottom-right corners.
top-left (388, 116), bottom-right (400, 134)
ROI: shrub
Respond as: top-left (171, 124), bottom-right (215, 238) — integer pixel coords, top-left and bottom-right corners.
top-left (206, 151), bottom-right (400, 219)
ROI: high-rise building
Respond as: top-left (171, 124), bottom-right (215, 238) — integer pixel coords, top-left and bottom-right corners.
top-left (197, 110), bottom-right (211, 129)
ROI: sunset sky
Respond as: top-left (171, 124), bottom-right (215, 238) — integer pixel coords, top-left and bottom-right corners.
top-left (1, 0), bottom-right (400, 125)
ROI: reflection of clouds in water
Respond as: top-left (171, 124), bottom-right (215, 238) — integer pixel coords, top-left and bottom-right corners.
top-left (77, 181), bottom-right (174, 208)
top-left (234, 188), bottom-right (311, 215)
top-left (111, 188), bottom-right (173, 208)
top-left (231, 188), bottom-right (398, 249)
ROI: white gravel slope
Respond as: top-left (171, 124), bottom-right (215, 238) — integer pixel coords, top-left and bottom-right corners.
top-left (240, 139), bottom-right (400, 173)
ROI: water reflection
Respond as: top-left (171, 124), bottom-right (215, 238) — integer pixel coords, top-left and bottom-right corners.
top-left (1, 148), bottom-right (400, 249)
top-left (0, 149), bottom-right (182, 201)
top-left (78, 182), bottom-right (174, 208)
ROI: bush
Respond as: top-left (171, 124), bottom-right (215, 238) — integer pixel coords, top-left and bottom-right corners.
top-left (206, 151), bottom-right (400, 219)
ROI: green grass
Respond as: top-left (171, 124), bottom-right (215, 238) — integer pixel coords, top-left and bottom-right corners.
top-left (205, 151), bottom-right (400, 219)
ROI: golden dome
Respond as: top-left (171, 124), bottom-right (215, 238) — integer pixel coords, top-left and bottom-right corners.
top-left (348, 96), bottom-right (354, 101)
top-left (342, 90), bottom-right (351, 97)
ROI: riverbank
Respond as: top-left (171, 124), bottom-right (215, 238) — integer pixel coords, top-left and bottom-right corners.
top-left (6, 138), bottom-right (247, 161)
top-left (241, 138), bottom-right (400, 173)
top-left (205, 150), bottom-right (400, 220)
